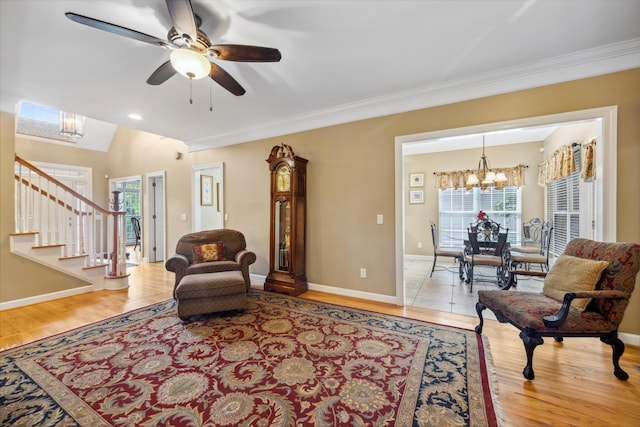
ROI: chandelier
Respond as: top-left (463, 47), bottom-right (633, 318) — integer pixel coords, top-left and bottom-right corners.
top-left (59, 111), bottom-right (85, 139)
top-left (466, 136), bottom-right (507, 189)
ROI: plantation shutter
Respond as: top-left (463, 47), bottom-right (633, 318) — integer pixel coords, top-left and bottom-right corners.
top-left (546, 146), bottom-right (591, 257)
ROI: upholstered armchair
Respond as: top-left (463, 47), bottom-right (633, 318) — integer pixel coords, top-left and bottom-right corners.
top-left (476, 238), bottom-right (640, 380)
top-left (165, 229), bottom-right (256, 296)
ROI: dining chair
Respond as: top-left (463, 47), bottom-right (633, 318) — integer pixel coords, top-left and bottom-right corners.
top-left (131, 217), bottom-right (141, 250)
top-left (510, 221), bottom-right (554, 286)
top-left (510, 217), bottom-right (546, 254)
top-left (429, 220), bottom-right (464, 279)
top-left (462, 229), bottom-right (511, 292)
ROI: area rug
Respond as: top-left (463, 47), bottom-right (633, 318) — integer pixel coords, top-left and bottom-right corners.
top-left (0, 291), bottom-right (503, 426)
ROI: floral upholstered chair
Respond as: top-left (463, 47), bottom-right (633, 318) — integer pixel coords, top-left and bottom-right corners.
top-left (475, 238), bottom-right (640, 380)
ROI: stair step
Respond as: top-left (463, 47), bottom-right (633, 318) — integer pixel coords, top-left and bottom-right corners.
top-left (32, 243), bottom-right (65, 249)
top-left (10, 231), bottom-right (38, 236)
top-left (59, 254), bottom-right (88, 261)
top-left (83, 263), bottom-right (110, 270)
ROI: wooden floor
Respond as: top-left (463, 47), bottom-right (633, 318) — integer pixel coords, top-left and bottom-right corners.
top-left (1, 263), bottom-right (639, 426)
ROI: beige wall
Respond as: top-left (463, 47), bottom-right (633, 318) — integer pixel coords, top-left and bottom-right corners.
top-left (1, 69), bottom-right (639, 334)
top-left (404, 141), bottom-right (545, 255)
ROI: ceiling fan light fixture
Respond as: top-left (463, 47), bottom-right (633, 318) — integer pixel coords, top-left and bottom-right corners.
top-left (170, 48), bottom-right (210, 79)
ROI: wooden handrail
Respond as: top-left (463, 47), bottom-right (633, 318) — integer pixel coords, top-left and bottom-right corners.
top-left (15, 155), bottom-right (118, 216)
top-left (14, 174), bottom-right (91, 217)
top-left (14, 154), bottom-right (126, 276)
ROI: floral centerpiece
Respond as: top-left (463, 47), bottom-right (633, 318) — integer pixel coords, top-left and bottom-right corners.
top-left (477, 210), bottom-right (496, 240)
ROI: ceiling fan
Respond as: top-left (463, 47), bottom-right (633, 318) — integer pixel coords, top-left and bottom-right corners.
top-left (65, 0), bottom-right (281, 96)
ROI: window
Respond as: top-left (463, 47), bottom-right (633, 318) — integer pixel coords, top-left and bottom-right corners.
top-left (113, 180), bottom-right (141, 245)
top-left (546, 145), bottom-right (595, 257)
top-left (438, 187), bottom-right (521, 246)
top-left (15, 101), bottom-right (81, 144)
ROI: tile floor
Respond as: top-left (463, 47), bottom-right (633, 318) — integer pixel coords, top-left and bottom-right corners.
top-left (404, 257), bottom-right (545, 319)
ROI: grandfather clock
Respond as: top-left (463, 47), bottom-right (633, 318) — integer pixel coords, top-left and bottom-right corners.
top-left (265, 144), bottom-right (308, 296)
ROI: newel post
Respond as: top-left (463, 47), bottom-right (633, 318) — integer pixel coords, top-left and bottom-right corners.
top-left (110, 190), bottom-right (123, 276)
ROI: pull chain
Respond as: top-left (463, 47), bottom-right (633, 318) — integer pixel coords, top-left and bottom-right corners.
top-left (189, 78), bottom-right (193, 104)
top-left (209, 81), bottom-right (213, 112)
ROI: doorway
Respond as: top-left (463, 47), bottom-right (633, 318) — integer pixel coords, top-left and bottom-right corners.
top-left (109, 175), bottom-right (142, 263)
top-left (146, 172), bottom-right (166, 263)
top-left (193, 163), bottom-right (224, 231)
top-left (394, 106), bottom-right (618, 307)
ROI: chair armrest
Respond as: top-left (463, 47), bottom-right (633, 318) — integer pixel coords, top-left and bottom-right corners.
top-left (165, 254), bottom-right (189, 288)
top-left (542, 290), bottom-right (628, 328)
top-left (235, 249), bottom-right (257, 267)
top-left (235, 249), bottom-right (257, 289)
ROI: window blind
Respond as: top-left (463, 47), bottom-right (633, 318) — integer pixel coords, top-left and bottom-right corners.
top-left (438, 187), bottom-right (521, 246)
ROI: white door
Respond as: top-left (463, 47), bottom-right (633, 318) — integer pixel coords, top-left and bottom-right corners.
top-left (146, 172), bottom-right (166, 263)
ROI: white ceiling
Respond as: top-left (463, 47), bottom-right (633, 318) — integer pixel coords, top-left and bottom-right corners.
top-left (1, 1), bottom-right (639, 152)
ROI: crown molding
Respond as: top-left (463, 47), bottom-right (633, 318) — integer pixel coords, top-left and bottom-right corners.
top-left (186, 38), bottom-right (640, 152)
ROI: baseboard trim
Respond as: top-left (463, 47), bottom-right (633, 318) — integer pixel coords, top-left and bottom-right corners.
top-left (250, 274), bottom-right (640, 344)
top-left (250, 274), bottom-right (398, 305)
top-left (0, 285), bottom-right (94, 311)
top-left (619, 332), bottom-right (640, 347)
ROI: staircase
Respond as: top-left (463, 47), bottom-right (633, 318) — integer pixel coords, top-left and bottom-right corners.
top-left (10, 155), bottom-right (129, 291)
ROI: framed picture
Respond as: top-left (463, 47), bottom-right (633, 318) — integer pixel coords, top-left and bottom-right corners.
top-left (409, 190), bottom-right (424, 204)
top-left (200, 175), bottom-right (213, 206)
top-left (409, 173), bottom-right (424, 187)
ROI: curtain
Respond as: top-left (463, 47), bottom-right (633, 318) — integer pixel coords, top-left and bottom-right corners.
top-left (537, 139), bottom-right (596, 187)
top-left (434, 165), bottom-right (526, 190)
top-left (581, 139), bottom-right (596, 181)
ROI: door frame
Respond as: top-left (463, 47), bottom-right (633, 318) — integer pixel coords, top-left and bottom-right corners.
top-left (146, 171), bottom-right (166, 263)
top-left (394, 106), bottom-right (617, 306)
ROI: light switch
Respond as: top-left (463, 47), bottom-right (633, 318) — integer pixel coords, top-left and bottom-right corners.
top-left (180, 213), bottom-right (187, 220)
top-left (376, 214), bottom-right (383, 225)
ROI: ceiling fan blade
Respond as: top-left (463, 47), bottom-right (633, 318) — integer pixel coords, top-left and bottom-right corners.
top-left (209, 63), bottom-right (246, 96)
top-left (65, 12), bottom-right (169, 48)
top-left (166, 0), bottom-right (198, 42)
top-left (210, 44), bottom-right (282, 62)
top-left (146, 61), bottom-right (177, 85)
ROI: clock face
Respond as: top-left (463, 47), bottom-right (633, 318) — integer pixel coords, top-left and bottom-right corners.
top-left (276, 165), bottom-right (290, 192)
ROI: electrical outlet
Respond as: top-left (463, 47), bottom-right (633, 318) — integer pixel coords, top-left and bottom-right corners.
top-left (360, 268), bottom-right (367, 278)
top-left (376, 214), bottom-right (383, 225)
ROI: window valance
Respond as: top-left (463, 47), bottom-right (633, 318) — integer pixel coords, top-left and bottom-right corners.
top-left (537, 139), bottom-right (596, 187)
top-left (434, 165), bottom-right (526, 190)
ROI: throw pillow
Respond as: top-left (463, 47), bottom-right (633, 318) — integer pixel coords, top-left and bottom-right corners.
top-left (193, 242), bottom-right (226, 263)
top-left (542, 254), bottom-right (609, 311)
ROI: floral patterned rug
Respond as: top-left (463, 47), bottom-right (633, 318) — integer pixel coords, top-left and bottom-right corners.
top-left (0, 291), bottom-right (502, 426)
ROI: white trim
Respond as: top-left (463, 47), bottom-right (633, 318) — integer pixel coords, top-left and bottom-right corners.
top-left (394, 140), bottom-right (405, 306)
top-left (619, 332), bottom-right (640, 347)
top-left (250, 274), bottom-right (398, 305)
top-left (395, 106), bottom-right (617, 307)
top-left (0, 285), bottom-right (94, 311)
top-left (145, 171), bottom-right (167, 263)
top-left (186, 39), bottom-right (639, 151)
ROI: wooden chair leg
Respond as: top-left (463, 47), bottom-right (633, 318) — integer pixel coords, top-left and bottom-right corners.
top-left (600, 332), bottom-right (629, 380)
top-left (519, 328), bottom-right (544, 380)
top-left (475, 301), bottom-right (486, 334)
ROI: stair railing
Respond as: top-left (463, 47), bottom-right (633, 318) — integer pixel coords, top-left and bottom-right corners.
top-left (13, 155), bottom-right (127, 277)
